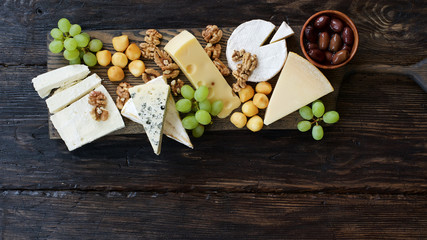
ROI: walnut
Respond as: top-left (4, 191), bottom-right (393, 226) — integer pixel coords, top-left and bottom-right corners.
top-left (232, 49), bottom-right (246, 62)
top-left (88, 91), bottom-right (107, 107)
top-left (139, 42), bottom-right (157, 60)
top-left (153, 48), bottom-right (180, 79)
top-left (91, 106), bottom-right (109, 121)
top-left (170, 79), bottom-right (184, 96)
top-left (202, 25), bottom-right (223, 44)
top-left (144, 29), bottom-right (163, 45)
top-left (115, 82), bottom-right (132, 110)
top-left (142, 68), bottom-right (161, 83)
top-left (205, 43), bottom-right (221, 59)
top-left (213, 58), bottom-right (230, 76)
top-left (231, 50), bottom-right (258, 92)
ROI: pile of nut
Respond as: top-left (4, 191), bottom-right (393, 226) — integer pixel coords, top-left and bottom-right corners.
top-left (202, 25), bottom-right (230, 76)
top-left (230, 81), bottom-right (272, 132)
top-left (88, 91), bottom-right (109, 121)
top-left (231, 49), bottom-right (258, 92)
top-left (304, 14), bottom-right (354, 65)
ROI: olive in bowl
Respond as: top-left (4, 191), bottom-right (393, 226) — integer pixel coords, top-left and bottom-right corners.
top-left (300, 10), bottom-right (359, 69)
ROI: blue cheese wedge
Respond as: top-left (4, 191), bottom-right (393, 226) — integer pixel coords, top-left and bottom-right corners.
top-left (50, 85), bottom-right (125, 151)
top-left (121, 76), bottom-right (193, 149)
top-left (32, 64), bottom-right (90, 98)
top-left (46, 74), bottom-right (102, 114)
top-left (129, 83), bottom-right (170, 155)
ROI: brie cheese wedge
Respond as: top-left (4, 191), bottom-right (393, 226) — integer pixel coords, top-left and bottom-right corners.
top-left (129, 82), bottom-right (170, 155)
top-left (32, 64), bottom-right (90, 98)
top-left (226, 19), bottom-right (288, 82)
top-left (121, 76), bottom-right (193, 149)
top-left (270, 21), bottom-right (294, 43)
top-left (50, 85), bottom-right (125, 151)
top-left (46, 74), bottom-right (102, 114)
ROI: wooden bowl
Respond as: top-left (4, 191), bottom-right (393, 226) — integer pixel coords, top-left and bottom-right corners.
top-left (300, 10), bottom-right (359, 69)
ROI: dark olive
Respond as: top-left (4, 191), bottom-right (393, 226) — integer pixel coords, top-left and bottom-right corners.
top-left (318, 32), bottom-right (330, 50)
top-left (304, 25), bottom-right (317, 43)
top-left (329, 33), bottom-right (342, 52)
top-left (342, 44), bottom-right (352, 52)
top-left (314, 15), bottom-right (330, 29)
top-left (325, 51), bottom-right (333, 63)
top-left (330, 18), bottom-right (344, 32)
top-left (308, 49), bottom-right (325, 62)
top-left (332, 49), bottom-right (349, 64)
top-left (342, 26), bottom-right (354, 45)
top-left (307, 43), bottom-right (318, 49)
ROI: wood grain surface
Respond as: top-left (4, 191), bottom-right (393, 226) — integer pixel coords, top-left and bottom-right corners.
top-left (1, 0), bottom-right (426, 239)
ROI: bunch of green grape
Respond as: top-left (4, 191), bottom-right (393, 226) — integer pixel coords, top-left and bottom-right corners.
top-left (175, 85), bottom-right (223, 138)
top-left (297, 100), bottom-right (339, 140)
top-left (49, 18), bottom-right (103, 66)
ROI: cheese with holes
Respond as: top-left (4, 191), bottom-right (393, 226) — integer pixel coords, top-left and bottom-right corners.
top-left (264, 52), bottom-right (334, 125)
top-left (121, 76), bottom-right (193, 149)
top-left (164, 30), bottom-right (240, 118)
top-left (270, 21), bottom-right (294, 43)
top-left (32, 64), bottom-right (90, 98)
top-left (226, 19), bottom-right (288, 82)
top-left (46, 74), bottom-right (102, 113)
top-left (51, 85), bottom-right (125, 151)
top-left (129, 83), bottom-right (170, 155)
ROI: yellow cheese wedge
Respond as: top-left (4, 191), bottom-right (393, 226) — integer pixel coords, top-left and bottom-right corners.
top-left (264, 52), bottom-right (334, 125)
top-left (164, 30), bottom-right (240, 118)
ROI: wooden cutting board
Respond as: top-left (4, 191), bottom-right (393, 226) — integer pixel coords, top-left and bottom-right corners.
top-left (47, 27), bottom-right (343, 139)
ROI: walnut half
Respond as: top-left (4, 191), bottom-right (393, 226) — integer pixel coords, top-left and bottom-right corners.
top-left (88, 91), bottom-right (109, 121)
top-left (170, 79), bottom-right (184, 96)
top-left (231, 50), bottom-right (258, 92)
top-left (205, 43), bottom-right (221, 59)
top-left (142, 68), bottom-right (161, 83)
top-left (115, 82), bottom-right (132, 110)
top-left (144, 29), bottom-right (163, 45)
top-left (91, 106), bottom-right (109, 121)
top-left (213, 58), bottom-right (230, 76)
top-left (202, 25), bottom-right (223, 44)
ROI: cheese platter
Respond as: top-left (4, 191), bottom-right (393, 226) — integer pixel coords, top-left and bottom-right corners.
top-left (46, 26), bottom-right (343, 140)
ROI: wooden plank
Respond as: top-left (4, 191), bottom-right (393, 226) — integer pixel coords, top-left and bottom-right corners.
top-left (1, 66), bottom-right (426, 193)
top-left (46, 27), bottom-right (343, 138)
top-left (0, 0), bottom-right (426, 66)
top-left (1, 191), bottom-right (427, 239)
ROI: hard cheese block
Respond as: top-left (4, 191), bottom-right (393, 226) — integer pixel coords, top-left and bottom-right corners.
top-left (121, 76), bottom-right (193, 149)
top-left (270, 21), bottom-right (294, 43)
top-left (129, 83), bottom-right (170, 155)
top-left (264, 52), bottom-right (334, 125)
top-left (32, 64), bottom-right (90, 98)
top-left (164, 30), bottom-right (240, 118)
top-left (51, 85), bottom-right (125, 151)
top-left (46, 74), bottom-right (102, 114)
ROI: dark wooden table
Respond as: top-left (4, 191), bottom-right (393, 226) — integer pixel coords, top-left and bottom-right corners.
top-left (1, 0), bottom-right (426, 239)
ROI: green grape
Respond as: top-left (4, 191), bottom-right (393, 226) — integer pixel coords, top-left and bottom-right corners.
top-left (58, 18), bottom-right (71, 33)
top-left (80, 32), bottom-right (90, 39)
top-left (195, 110), bottom-right (211, 125)
top-left (88, 39), bottom-right (103, 52)
top-left (74, 34), bottom-right (90, 48)
top-left (182, 115), bottom-right (199, 130)
top-left (83, 52), bottom-right (97, 67)
top-left (299, 106), bottom-right (313, 120)
top-left (297, 120), bottom-right (311, 132)
top-left (69, 24), bottom-right (81, 36)
top-left (312, 125), bottom-right (324, 140)
top-left (181, 85), bottom-right (195, 100)
top-left (194, 86), bottom-right (209, 102)
top-left (198, 99), bottom-right (211, 112)
top-left (50, 28), bottom-right (64, 40)
top-left (64, 38), bottom-right (77, 51)
top-left (312, 101), bottom-right (325, 118)
top-left (192, 124), bottom-right (205, 138)
top-left (175, 99), bottom-right (192, 113)
top-left (323, 111), bottom-right (339, 124)
top-left (63, 49), bottom-right (79, 60)
top-left (210, 100), bottom-right (223, 116)
top-left (69, 57), bottom-right (81, 65)
top-left (49, 40), bottom-right (64, 53)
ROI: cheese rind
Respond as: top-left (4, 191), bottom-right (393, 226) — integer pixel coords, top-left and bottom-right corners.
top-left (46, 74), bottom-right (102, 114)
top-left (226, 19), bottom-right (288, 82)
top-left (129, 83), bottom-right (170, 155)
top-left (270, 21), bottom-right (294, 43)
top-left (164, 30), bottom-right (240, 118)
top-left (121, 76), bottom-right (193, 149)
top-left (264, 52), bottom-right (334, 125)
top-left (32, 64), bottom-right (90, 98)
top-left (50, 85), bottom-right (125, 151)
